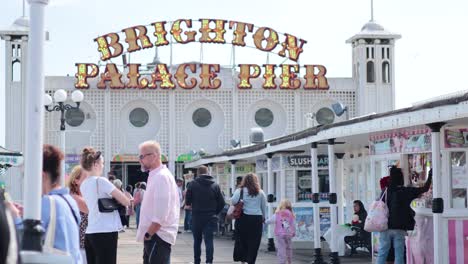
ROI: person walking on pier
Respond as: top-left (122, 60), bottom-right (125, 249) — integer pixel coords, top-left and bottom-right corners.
top-left (231, 173), bottom-right (267, 264)
top-left (185, 165), bottom-right (225, 264)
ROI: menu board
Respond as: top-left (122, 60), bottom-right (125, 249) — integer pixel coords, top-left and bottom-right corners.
top-left (445, 129), bottom-right (468, 148)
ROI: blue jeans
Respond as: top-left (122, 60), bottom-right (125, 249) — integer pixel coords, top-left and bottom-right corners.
top-left (376, 229), bottom-right (406, 264)
top-left (184, 209), bottom-right (192, 231)
top-left (192, 214), bottom-right (217, 264)
top-left (135, 204), bottom-right (141, 228)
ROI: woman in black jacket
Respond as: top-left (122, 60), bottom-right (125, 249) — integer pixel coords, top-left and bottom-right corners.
top-left (376, 166), bottom-right (432, 264)
top-left (344, 200), bottom-right (370, 253)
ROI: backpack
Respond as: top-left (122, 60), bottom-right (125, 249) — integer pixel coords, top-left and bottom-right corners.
top-left (274, 210), bottom-right (296, 237)
top-left (364, 188), bottom-right (389, 232)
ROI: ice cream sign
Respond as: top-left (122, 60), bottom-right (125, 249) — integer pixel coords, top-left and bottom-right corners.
top-left (74, 19), bottom-right (329, 90)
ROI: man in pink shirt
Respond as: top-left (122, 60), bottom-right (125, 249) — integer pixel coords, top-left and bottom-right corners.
top-left (137, 140), bottom-right (180, 264)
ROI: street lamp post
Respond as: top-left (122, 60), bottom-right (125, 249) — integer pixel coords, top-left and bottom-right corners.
top-left (21, 0), bottom-right (49, 252)
top-left (44, 89), bottom-right (84, 186)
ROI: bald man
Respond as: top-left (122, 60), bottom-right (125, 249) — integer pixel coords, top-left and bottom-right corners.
top-left (137, 140), bottom-right (180, 264)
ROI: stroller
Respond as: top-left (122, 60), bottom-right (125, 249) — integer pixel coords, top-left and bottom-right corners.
top-left (216, 203), bottom-right (230, 236)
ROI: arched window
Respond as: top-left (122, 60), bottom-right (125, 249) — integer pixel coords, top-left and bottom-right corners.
top-left (382, 61), bottom-right (390, 83)
top-left (12, 60), bottom-right (21, 82)
top-left (366, 61), bottom-right (375, 83)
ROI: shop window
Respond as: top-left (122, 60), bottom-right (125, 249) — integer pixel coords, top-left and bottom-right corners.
top-left (12, 60), bottom-right (21, 82)
top-left (65, 108), bottom-right (85, 127)
top-left (408, 153), bottom-right (432, 209)
top-left (450, 151), bottom-right (467, 208)
top-left (273, 172), bottom-right (279, 200)
top-left (255, 108), bottom-right (274, 128)
top-left (285, 170), bottom-right (295, 200)
top-left (297, 170), bottom-right (312, 201)
top-left (382, 61), bottom-right (390, 83)
top-left (192, 108), bottom-right (212, 127)
top-left (319, 170), bottom-right (330, 194)
top-left (258, 172), bottom-right (265, 191)
top-left (366, 61), bottom-right (375, 83)
top-left (129, 108), bottom-right (149, 128)
top-left (297, 170), bottom-right (329, 202)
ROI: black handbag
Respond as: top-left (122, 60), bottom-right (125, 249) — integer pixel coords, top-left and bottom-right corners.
top-left (96, 178), bottom-right (121, 213)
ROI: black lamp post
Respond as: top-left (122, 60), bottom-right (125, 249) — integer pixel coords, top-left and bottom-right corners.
top-left (44, 89), bottom-right (84, 186)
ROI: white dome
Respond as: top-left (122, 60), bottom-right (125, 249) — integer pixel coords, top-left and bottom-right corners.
top-left (346, 20), bottom-right (401, 43)
top-left (361, 21), bottom-right (385, 32)
top-left (13, 16), bottom-right (29, 28)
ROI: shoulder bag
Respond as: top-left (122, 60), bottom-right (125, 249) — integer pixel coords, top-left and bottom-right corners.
top-left (227, 189), bottom-right (244, 220)
top-left (96, 178), bottom-right (121, 213)
top-left (43, 196), bottom-right (71, 257)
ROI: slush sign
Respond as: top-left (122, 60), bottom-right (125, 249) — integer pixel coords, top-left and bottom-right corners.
top-left (74, 19), bottom-right (329, 91)
top-left (288, 155), bottom-right (328, 167)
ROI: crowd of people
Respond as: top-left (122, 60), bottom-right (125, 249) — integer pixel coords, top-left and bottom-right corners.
top-left (0, 141), bottom-right (432, 264)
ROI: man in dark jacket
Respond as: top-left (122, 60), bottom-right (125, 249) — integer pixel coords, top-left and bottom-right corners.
top-left (185, 165), bottom-right (225, 264)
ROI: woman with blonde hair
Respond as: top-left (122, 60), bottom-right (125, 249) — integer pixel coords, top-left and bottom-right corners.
top-left (231, 172), bottom-right (267, 264)
top-left (265, 199), bottom-right (296, 264)
top-left (67, 165), bottom-right (89, 263)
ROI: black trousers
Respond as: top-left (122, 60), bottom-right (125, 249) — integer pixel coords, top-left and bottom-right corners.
top-left (143, 234), bottom-right (172, 264)
top-left (235, 214), bottom-right (263, 264)
top-left (85, 232), bottom-right (118, 264)
top-left (120, 214), bottom-right (128, 228)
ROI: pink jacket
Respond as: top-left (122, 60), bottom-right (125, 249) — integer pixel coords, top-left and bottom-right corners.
top-left (267, 209), bottom-right (296, 237)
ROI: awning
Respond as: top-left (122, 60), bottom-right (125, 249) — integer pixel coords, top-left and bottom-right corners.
top-left (176, 153), bottom-right (195, 162)
top-left (112, 154), bottom-right (168, 163)
top-left (0, 146), bottom-right (23, 167)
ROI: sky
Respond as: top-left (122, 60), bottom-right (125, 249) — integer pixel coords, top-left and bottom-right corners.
top-left (1, 0), bottom-right (468, 147)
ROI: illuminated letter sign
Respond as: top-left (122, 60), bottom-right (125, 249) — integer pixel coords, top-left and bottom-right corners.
top-left (74, 19), bottom-right (329, 91)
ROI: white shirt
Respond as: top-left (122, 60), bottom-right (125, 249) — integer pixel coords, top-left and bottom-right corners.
top-left (136, 165), bottom-right (180, 245)
top-left (80, 176), bottom-right (122, 234)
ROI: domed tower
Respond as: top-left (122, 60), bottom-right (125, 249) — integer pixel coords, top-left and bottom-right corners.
top-left (0, 15), bottom-right (29, 200)
top-left (347, 19), bottom-right (401, 116)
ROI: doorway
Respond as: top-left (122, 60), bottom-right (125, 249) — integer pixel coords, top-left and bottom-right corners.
top-left (127, 164), bottom-right (148, 189)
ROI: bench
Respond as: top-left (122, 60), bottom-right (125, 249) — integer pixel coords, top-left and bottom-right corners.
top-left (346, 226), bottom-right (372, 256)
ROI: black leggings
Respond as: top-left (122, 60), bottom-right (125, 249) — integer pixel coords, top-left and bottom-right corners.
top-left (85, 232), bottom-right (118, 264)
top-left (236, 214), bottom-right (263, 264)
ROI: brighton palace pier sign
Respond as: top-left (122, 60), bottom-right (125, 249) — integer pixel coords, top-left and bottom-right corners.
top-left (74, 19), bottom-right (329, 90)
